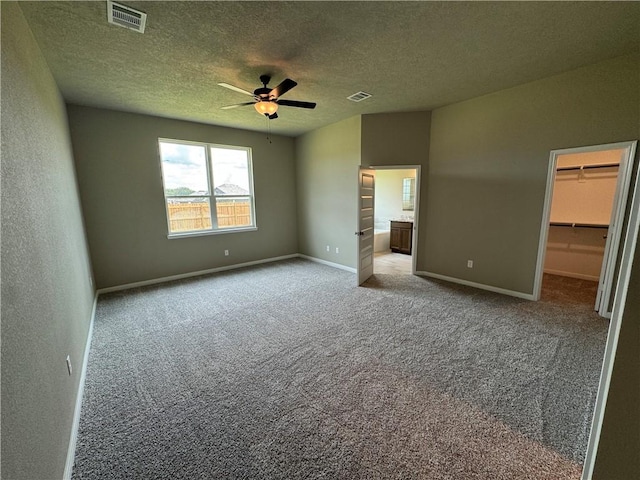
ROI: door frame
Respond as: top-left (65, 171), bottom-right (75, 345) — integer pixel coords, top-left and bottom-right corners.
top-left (533, 141), bottom-right (638, 316)
top-left (369, 165), bottom-right (422, 275)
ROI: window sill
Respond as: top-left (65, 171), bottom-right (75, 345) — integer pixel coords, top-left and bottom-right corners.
top-left (167, 226), bottom-right (257, 239)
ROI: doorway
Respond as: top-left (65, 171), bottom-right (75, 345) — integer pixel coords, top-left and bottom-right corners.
top-left (535, 141), bottom-right (638, 317)
top-left (357, 165), bottom-right (420, 284)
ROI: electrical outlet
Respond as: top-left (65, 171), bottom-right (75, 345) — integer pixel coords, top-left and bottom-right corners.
top-left (467, 260), bottom-right (474, 268)
top-left (335, 247), bottom-right (339, 254)
top-left (66, 355), bottom-right (72, 376)
top-left (326, 245), bottom-right (330, 252)
top-left (224, 250), bottom-right (229, 256)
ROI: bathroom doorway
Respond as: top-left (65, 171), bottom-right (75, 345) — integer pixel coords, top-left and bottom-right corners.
top-left (371, 166), bottom-right (420, 275)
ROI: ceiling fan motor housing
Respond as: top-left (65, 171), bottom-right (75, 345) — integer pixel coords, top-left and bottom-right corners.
top-left (254, 87), bottom-right (273, 100)
top-left (255, 74), bottom-right (274, 100)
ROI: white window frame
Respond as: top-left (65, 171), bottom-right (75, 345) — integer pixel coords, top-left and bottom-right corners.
top-left (158, 138), bottom-right (257, 238)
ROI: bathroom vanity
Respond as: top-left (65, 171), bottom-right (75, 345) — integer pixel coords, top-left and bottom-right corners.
top-left (390, 221), bottom-right (413, 255)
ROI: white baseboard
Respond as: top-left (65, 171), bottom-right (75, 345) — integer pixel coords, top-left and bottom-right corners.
top-left (97, 254), bottom-right (300, 294)
top-left (298, 254), bottom-right (357, 273)
top-left (415, 271), bottom-right (535, 300)
top-left (63, 291), bottom-right (98, 480)
top-left (543, 268), bottom-right (599, 282)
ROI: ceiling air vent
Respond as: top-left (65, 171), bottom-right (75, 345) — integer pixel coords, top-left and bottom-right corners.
top-left (107, 1), bottom-right (147, 33)
top-left (347, 91), bottom-right (372, 102)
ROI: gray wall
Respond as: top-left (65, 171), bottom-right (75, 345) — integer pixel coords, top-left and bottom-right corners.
top-left (295, 111), bottom-right (431, 270)
top-left (361, 111), bottom-right (431, 168)
top-left (1, 3), bottom-right (95, 479)
top-left (593, 248), bottom-right (640, 479)
top-left (361, 111), bottom-right (432, 269)
top-left (295, 116), bottom-right (362, 268)
top-left (67, 105), bottom-right (298, 289)
top-left (423, 54), bottom-right (639, 294)
top-left (592, 119), bottom-right (640, 480)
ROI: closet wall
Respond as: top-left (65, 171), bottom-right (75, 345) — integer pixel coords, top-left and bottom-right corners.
top-left (544, 149), bottom-right (623, 281)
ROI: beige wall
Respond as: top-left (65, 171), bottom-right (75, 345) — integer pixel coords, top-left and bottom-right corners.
top-left (1, 3), bottom-right (95, 479)
top-left (423, 54), bottom-right (639, 294)
top-left (544, 226), bottom-right (607, 281)
top-left (67, 105), bottom-right (298, 289)
top-left (295, 116), bottom-right (362, 268)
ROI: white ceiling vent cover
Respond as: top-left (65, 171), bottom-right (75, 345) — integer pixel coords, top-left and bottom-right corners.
top-left (347, 91), bottom-right (372, 102)
top-left (107, 1), bottom-right (147, 33)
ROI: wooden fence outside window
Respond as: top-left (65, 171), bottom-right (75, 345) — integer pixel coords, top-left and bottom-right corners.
top-left (167, 200), bottom-right (251, 232)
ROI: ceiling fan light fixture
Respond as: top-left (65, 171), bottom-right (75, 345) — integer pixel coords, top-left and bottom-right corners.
top-left (255, 101), bottom-right (278, 116)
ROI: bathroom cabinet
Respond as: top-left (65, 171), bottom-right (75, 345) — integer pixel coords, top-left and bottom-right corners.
top-left (390, 221), bottom-right (413, 255)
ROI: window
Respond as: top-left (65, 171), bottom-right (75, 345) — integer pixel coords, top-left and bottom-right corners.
top-left (158, 139), bottom-right (256, 237)
top-left (402, 177), bottom-right (415, 211)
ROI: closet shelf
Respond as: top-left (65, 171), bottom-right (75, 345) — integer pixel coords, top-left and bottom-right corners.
top-left (549, 221), bottom-right (609, 229)
top-left (556, 162), bottom-right (619, 172)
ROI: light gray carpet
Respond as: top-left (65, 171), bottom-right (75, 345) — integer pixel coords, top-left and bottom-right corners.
top-left (72, 259), bottom-right (607, 479)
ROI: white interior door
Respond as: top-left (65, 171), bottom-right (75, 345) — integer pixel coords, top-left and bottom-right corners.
top-left (595, 142), bottom-right (638, 317)
top-left (356, 168), bottom-right (375, 285)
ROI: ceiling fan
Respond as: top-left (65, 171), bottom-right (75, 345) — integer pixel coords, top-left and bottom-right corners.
top-left (219, 75), bottom-right (316, 119)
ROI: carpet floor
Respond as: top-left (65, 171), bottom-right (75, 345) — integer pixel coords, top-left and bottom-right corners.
top-left (72, 259), bottom-right (607, 479)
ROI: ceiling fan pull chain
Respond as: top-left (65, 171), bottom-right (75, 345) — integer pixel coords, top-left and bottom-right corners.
top-left (266, 116), bottom-right (272, 144)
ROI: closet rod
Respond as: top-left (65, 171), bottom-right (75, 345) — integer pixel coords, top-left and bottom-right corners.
top-left (549, 221), bottom-right (609, 229)
top-left (556, 162), bottom-right (619, 172)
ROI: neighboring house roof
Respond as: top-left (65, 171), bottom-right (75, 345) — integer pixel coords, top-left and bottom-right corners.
top-left (214, 184), bottom-right (249, 195)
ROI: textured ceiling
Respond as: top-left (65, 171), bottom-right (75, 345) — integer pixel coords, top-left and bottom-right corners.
top-left (18, 1), bottom-right (640, 137)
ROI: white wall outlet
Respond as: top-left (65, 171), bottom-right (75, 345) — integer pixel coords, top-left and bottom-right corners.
top-left (224, 250), bottom-right (229, 256)
top-left (66, 355), bottom-right (72, 376)
top-left (467, 260), bottom-right (474, 268)
top-left (335, 247), bottom-right (339, 254)
top-left (326, 245), bottom-right (330, 252)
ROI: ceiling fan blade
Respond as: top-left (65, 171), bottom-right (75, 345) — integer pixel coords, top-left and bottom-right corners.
top-left (270, 78), bottom-right (297, 99)
top-left (221, 102), bottom-right (255, 110)
top-left (277, 99), bottom-right (316, 109)
top-left (218, 83), bottom-right (255, 97)
top-left (268, 112), bottom-right (278, 120)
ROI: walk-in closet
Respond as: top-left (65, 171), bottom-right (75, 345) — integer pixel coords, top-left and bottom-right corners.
top-left (543, 149), bottom-right (623, 307)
